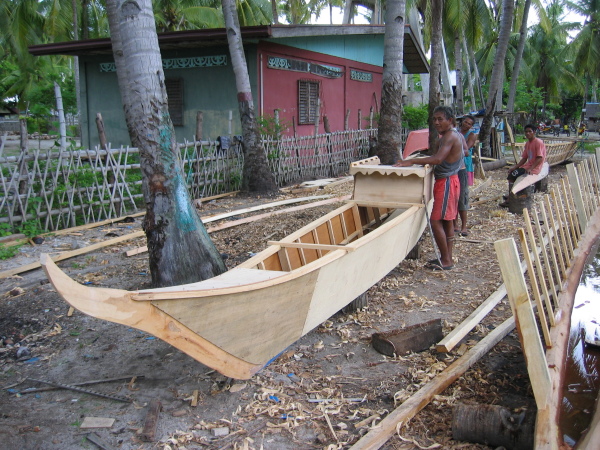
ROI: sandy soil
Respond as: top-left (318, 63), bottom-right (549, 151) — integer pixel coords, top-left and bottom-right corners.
top-left (0, 163), bottom-right (573, 449)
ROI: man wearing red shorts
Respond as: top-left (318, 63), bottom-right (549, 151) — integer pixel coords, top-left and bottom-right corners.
top-left (394, 106), bottom-right (463, 270)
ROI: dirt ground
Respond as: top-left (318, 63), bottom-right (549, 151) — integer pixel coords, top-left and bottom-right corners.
top-left (0, 161), bottom-right (576, 450)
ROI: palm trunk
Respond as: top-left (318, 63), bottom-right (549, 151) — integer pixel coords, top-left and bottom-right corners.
top-left (462, 35), bottom-right (477, 111)
top-left (222, 0), bottom-right (277, 192)
top-left (106, 0), bottom-right (226, 287)
top-left (506, 0), bottom-right (531, 114)
top-left (428, 0), bottom-right (444, 152)
top-left (271, 0), bottom-right (279, 24)
top-left (478, 0), bottom-right (514, 158)
top-left (343, 0), bottom-right (353, 24)
top-left (376, 0), bottom-right (406, 165)
top-left (454, 32), bottom-right (464, 117)
top-left (467, 40), bottom-right (485, 109)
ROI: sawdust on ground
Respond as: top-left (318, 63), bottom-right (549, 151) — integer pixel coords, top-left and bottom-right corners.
top-left (0, 162), bottom-right (576, 449)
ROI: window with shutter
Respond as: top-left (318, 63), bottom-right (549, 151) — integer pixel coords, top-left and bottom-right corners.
top-left (165, 78), bottom-right (184, 126)
top-left (298, 79), bottom-right (320, 125)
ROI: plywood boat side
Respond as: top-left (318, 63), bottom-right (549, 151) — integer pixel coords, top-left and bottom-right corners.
top-left (40, 254), bottom-right (262, 379)
top-left (511, 141), bottom-right (578, 166)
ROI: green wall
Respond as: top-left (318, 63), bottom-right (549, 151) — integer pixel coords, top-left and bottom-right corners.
top-left (81, 46), bottom-right (259, 148)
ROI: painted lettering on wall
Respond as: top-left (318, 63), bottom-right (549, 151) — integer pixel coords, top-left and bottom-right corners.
top-left (267, 56), bottom-right (343, 79)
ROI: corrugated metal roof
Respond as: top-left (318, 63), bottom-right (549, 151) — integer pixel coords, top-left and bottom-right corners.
top-left (29, 24), bottom-right (429, 74)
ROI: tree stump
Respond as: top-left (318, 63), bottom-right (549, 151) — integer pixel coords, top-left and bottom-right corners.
top-left (344, 292), bottom-right (368, 313)
top-left (534, 176), bottom-right (548, 193)
top-left (452, 403), bottom-right (535, 450)
top-left (508, 185), bottom-right (534, 215)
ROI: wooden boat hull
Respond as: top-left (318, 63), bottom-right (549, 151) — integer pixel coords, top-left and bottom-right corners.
top-left (511, 141), bottom-right (578, 166)
top-left (41, 158), bottom-right (433, 379)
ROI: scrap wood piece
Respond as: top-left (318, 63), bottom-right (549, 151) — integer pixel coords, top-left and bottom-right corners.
top-left (0, 230), bottom-right (144, 279)
top-left (80, 417), bottom-right (115, 429)
top-left (194, 190), bottom-right (239, 203)
top-left (126, 195), bottom-right (351, 257)
top-left (19, 375), bottom-right (144, 394)
top-left (140, 399), bottom-right (162, 442)
top-left (373, 319), bottom-right (443, 356)
top-left (0, 233), bottom-right (26, 244)
top-left (437, 259), bottom-right (527, 353)
top-left (86, 432), bottom-right (115, 450)
top-left (26, 377), bottom-right (132, 402)
top-left (350, 317), bottom-right (515, 450)
top-left (470, 176), bottom-right (492, 195)
top-left (471, 194), bottom-right (503, 206)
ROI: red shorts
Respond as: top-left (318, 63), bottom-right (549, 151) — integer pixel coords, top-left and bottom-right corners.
top-left (431, 175), bottom-right (460, 221)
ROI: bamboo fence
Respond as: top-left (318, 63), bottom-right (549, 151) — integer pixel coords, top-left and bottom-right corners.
top-left (0, 129), bottom-right (376, 231)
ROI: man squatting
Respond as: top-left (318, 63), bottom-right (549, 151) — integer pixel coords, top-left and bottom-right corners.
top-left (393, 106), bottom-right (464, 270)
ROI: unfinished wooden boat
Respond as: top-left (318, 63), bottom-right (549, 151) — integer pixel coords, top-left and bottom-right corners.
top-left (508, 140), bottom-right (578, 166)
top-left (41, 157), bottom-right (434, 379)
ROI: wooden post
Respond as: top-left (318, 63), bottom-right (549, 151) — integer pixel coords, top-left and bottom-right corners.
top-left (274, 109), bottom-right (280, 138)
top-left (369, 106), bottom-right (374, 129)
top-left (344, 109), bottom-right (350, 131)
top-left (292, 116), bottom-right (297, 138)
top-left (196, 111), bottom-right (203, 142)
top-left (313, 98), bottom-right (321, 137)
top-left (54, 81), bottom-right (67, 151)
top-left (95, 113), bottom-right (108, 150)
top-left (228, 110), bottom-right (232, 136)
top-left (357, 109), bottom-right (362, 130)
top-left (494, 238), bottom-right (551, 410)
top-left (566, 163), bottom-right (587, 231)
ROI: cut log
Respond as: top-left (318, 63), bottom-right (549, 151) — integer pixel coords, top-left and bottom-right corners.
top-left (452, 403), bottom-right (535, 450)
top-left (482, 159), bottom-right (507, 171)
top-left (372, 319), bottom-right (443, 356)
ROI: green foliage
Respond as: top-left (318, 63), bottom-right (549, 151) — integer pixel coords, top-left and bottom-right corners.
top-left (402, 105), bottom-right (429, 130)
top-left (18, 220), bottom-right (44, 238)
top-left (0, 244), bottom-right (21, 260)
top-left (257, 113), bottom-right (291, 138)
top-left (0, 223), bottom-right (12, 237)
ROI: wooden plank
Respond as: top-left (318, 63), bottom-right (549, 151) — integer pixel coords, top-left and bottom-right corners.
top-left (565, 172), bottom-right (588, 239)
top-left (277, 249), bottom-right (292, 271)
top-left (551, 188), bottom-right (573, 263)
top-left (48, 212), bottom-right (145, 236)
top-left (541, 200), bottom-right (565, 285)
top-left (436, 284), bottom-right (507, 353)
top-left (0, 230), bottom-right (145, 279)
top-left (470, 176), bottom-right (492, 195)
top-left (518, 227), bottom-right (553, 345)
top-left (201, 195), bottom-right (332, 223)
top-left (195, 191), bottom-right (239, 202)
top-left (494, 238), bottom-right (551, 409)
top-left (533, 208), bottom-right (559, 309)
top-left (562, 176), bottom-right (581, 243)
top-left (523, 209), bottom-right (554, 328)
top-left (267, 241), bottom-right (355, 252)
top-left (350, 317), bottom-right (516, 450)
top-left (0, 233), bottom-right (26, 244)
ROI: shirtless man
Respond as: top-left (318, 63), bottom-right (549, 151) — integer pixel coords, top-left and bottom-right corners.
top-left (394, 106), bottom-right (463, 270)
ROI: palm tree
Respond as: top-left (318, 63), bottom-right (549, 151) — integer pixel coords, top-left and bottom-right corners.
top-left (376, 0), bottom-right (406, 165)
top-left (506, 0), bottom-right (532, 115)
top-left (222, 0), bottom-right (278, 192)
top-left (567, 0), bottom-right (600, 99)
top-left (105, 0), bottom-right (227, 287)
top-left (427, 0), bottom-right (444, 152)
top-left (478, 0), bottom-right (514, 157)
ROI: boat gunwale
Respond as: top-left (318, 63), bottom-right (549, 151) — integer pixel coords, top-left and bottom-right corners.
top-left (130, 204), bottom-right (424, 302)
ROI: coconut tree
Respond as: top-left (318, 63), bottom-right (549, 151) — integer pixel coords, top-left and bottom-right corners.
top-left (222, 0), bottom-right (278, 192)
top-left (478, 0), bottom-right (514, 157)
top-left (567, 0), bottom-right (600, 99)
top-left (105, 0), bottom-right (227, 287)
top-left (375, 0), bottom-right (406, 165)
top-left (427, 0), bottom-right (444, 152)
